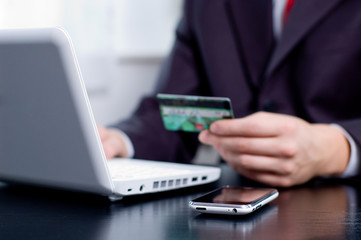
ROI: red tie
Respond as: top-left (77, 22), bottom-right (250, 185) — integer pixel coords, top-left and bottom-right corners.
top-left (282, 0), bottom-right (295, 26)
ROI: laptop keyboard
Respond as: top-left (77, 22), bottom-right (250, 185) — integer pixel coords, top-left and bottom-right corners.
top-left (107, 160), bottom-right (192, 180)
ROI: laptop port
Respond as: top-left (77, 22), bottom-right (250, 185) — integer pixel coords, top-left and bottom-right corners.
top-left (183, 178), bottom-right (188, 185)
top-left (161, 180), bottom-right (167, 188)
top-left (175, 179), bottom-right (181, 186)
top-left (168, 180), bottom-right (174, 187)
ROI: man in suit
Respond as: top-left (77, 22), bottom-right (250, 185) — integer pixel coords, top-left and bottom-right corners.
top-left (99, 0), bottom-right (361, 187)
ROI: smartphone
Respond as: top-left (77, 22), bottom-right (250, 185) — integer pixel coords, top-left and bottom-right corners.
top-left (157, 93), bottom-right (234, 132)
top-left (189, 186), bottom-right (279, 215)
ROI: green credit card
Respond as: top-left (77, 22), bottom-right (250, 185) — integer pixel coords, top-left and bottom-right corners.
top-left (157, 93), bottom-right (234, 132)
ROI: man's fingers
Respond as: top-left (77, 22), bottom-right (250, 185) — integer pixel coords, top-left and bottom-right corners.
top-left (210, 112), bottom-right (297, 137)
top-left (229, 164), bottom-right (295, 187)
top-left (97, 125), bottom-right (109, 141)
top-left (220, 151), bottom-right (294, 175)
top-left (199, 130), bottom-right (297, 158)
top-left (97, 126), bottom-right (128, 159)
top-left (102, 138), bottom-right (121, 159)
top-left (216, 136), bottom-right (296, 158)
top-left (239, 169), bottom-right (294, 188)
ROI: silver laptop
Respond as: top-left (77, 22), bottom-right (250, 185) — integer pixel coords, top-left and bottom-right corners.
top-left (0, 27), bottom-right (220, 200)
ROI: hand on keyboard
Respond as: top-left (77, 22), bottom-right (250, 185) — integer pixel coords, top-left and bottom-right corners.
top-left (98, 125), bottom-right (128, 159)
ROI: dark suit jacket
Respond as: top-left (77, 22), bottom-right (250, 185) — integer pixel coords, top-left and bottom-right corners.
top-left (115, 0), bottom-right (361, 167)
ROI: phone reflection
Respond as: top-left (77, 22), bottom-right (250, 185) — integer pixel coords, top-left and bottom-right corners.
top-left (190, 204), bottom-right (278, 239)
top-left (189, 185), bottom-right (350, 240)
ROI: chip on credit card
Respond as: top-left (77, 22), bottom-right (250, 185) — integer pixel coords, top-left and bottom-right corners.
top-left (157, 93), bottom-right (234, 132)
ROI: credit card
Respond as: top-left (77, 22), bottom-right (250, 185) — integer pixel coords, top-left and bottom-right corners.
top-left (157, 93), bottom-right (234, 132)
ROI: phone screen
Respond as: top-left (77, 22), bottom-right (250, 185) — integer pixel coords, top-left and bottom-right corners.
top-left (193, 186), bottom-right (278, 205)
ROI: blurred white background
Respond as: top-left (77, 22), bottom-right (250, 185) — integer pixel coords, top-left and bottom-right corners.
top-left (0, 0), bottom-right (219, 164)
top-left (0, 0), bottom-right (183, 125)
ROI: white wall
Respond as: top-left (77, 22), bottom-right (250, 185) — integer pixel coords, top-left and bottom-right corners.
top-left (81, 56), bottom-right (163, 125)
top-left (61, 0), bottom-right (183, 125)
top-left (0, 0), bottom-right (220, 164)
top-left (0, 0), bottom-right (182, 125)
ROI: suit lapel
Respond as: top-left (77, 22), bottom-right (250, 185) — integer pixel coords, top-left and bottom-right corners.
top-left (266, 0), bottom-right (343, 76)
top-left (225, 0), bottom-right (273, 88)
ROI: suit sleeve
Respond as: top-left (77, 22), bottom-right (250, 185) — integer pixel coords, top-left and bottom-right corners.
top-left (111, 0), bottom-right (208, 163)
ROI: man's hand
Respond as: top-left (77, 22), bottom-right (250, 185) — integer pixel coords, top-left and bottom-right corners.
top-left (199, 112), bottom-right (350, 187)
top-left (97, 126), bottom-right (128, 159)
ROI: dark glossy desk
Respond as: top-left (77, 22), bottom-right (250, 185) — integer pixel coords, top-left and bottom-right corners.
top-left (1, 164), bottom-right (361, 240)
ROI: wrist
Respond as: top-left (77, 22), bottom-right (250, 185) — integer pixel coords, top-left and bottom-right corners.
top-left (314, 124), bottom-right (350, 176)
